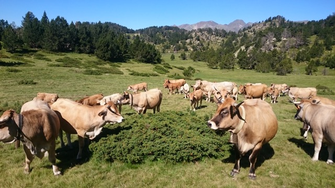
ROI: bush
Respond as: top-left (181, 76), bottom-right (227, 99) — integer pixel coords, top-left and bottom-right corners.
top-left (89, 111), bottom-right (229, 164)
top-left (153, 65), bottom-right (169, 74)
top-left (127, 69), bottom-right (159, 77)
top-left (18, 79), bottom-right (37, 85)
top-left (316, 84), bottom-right (334, 95)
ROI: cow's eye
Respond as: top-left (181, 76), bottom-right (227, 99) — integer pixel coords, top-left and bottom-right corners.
top-left (220, 108), bottom-right (228, 115)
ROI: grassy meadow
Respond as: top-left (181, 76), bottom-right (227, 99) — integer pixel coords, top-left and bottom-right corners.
top-left (0, 50), bottom-right (335, 188)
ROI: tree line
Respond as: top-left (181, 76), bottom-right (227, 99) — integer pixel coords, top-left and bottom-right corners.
top-left (0, 11), bottom-right (161, 64)
top-left (1, 12), bottom-right (335, 75)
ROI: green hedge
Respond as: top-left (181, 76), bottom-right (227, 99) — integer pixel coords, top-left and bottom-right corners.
top-left (89, 111), bottom-right (229, 164)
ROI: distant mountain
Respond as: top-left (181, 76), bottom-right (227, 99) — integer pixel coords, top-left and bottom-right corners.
top-left (177, 20), bottom-right (253, 32)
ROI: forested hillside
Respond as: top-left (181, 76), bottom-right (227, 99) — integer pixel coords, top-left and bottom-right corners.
top-left (1, 11), bottom-right (335, 75)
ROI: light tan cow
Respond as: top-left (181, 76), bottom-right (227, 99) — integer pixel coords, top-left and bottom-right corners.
top-left (127, 82), bottom-right (148, 93)
top-left (99, 93), bottom-right (124, 113)
top-left (267, 87), bottom-right (280, 103)
top-left (193, 80), bottom-right (235, 102)
top-left (294, 100), bottom-right (335, 164)
top-left (288, 87), bottom-right (317, 102)
top-left (270, 83), bottom-right (288, 96)
top-left (189, 89), bottom-right (203, 111)
top-left (51, 98), bottom-right (123, 159)
top-left (76, 93), bottom-right (104, 106)
top-left (207, 98), bottom-right (278, 179)
top-left (239, 84), bottom-right (268, 100)
top-left (122, 88), bottom-right (163, 114)
top-left (0, 98), bottom-right (61, 175)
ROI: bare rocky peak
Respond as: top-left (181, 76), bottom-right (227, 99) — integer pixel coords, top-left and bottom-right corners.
top-left (177, 19), bottom-right (253, 32)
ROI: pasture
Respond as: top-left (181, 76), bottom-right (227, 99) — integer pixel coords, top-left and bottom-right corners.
top-left (0, 50), bottom-right (334, 188)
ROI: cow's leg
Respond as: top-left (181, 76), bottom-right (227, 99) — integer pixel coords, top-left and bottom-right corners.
top-left (231, 144), bottom-right (241, 177)
top-left (311, 132), bottom-right (323, 161)
top-left (48, 141), bottom-right (61, 175)
top-left (77, 135), bottom-right (85, 160)
top-left (23, 145), bottom-right (34, 174)
top-left (326, 144), bottom-right (335, 164)
top-left (248, 143), bottom-right (262, 179)
top-left (59, 130), bottom-right (65, 148)
top-left (118, 105), bottom-right (122, 114)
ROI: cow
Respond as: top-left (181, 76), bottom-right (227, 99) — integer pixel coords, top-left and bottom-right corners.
top-left (0, 99), bottom-right (61, 175)
top-left (99, 93), bottom-right (124, 113)
top-left (270, 83), bottom-right (289, 96)
top-left (127, 82), bottom-right (148, 93)
top-left (296, 96), bottom-right (335, 139)
top-left (294, 100), bottom-right (335, 164)
top-left (163, 79), bottom-right (185, 95)
top-left (239, 84), bottom-right (268, 100)
top-left (36, 92), bottom-right (59, 104)
top-left (180, 83), bottom-right (190, 98)
top-left (76, 93), bottom-right (104, 106)
top-left (122, 88), bottom-right (162, 114)
top-left (267, 87), bottom-right (280, 103)
top-left (50, 98), bottom-right (123, 159)
top-left (193, 80), bottom-right (235, 102)
top-left (213, 88), bottom-right (230, 105)
top-left (188, 89), bottom-right (203, 111)
top-left (207, 98), bottom-right (278, 179)
top-left (288, 87), bottom-right (317, 102)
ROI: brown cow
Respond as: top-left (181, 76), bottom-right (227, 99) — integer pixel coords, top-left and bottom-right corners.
top-left (127, 82), bottom-right (148, 93)
top-left (163, 79), bottom-right (186, 95)
top-left (240, 84), bottom-right (268, 100)
top-left (267, 87), bottom-right (280, 103)
top-left (288, 87), bottom-right (317, 102)
top-left (76, 93), bottom-right (104, 106)
top-left (0, 99), bottom-right (61, 175)
top-left (270, 83), bottom-right (288, 96)
top-left (294, 100), bottom-right (335, 164)
top-left (122, 88), bottom-right (163, 114)
top-left (207, 98), bottom-right (278, 179)
top-left (51, 98), bottom-right (123, 159)
top-left (189, 89), bottom-right (203, 111)
top-left (36, 92), bottom-right (59, 104)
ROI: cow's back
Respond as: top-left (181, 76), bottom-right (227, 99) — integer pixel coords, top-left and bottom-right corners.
top-left (243, 99), bottom-right (278, 142)
top-left (146, 89), bottom-right (163, 108)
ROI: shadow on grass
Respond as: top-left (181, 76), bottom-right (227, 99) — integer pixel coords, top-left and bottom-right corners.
top-left (55, 125), bottom-right (131, 174)
top-left (0, 61), bottom-right (25, 66)
top-left (223, 142), bottom-right (275, 171)
top-left (288, 137), bottom-right (329, 162)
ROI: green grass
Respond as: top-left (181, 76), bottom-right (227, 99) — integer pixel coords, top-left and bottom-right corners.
top-left (0, 51), bottom-right (335, 187)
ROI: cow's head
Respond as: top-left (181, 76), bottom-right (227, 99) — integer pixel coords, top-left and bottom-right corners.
top-left (207, 98), bottom-right (245, 131)
top-left (0, 109), bottom-right (18, 143)
top-left (98, 102), bottom-right (123, 124)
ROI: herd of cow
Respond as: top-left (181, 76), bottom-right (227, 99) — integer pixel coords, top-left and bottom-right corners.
top-left (0, 78), bottom-right (334, 180)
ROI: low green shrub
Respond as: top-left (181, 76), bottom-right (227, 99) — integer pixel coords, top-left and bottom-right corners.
top-left (55, 57), bottom-right (82, 68)
top-left (6, 68), bottom-right (21, 72)
top-left (316, 84), bottom-right (334, 95)
top-left (89, 111), bottom-right (229, 164)
top-left (127, 69), bottom-right (159, 77)
top-left (18, 79), bottom-right (37, 85)
top-left (153, 65), bottom-right (169, 74)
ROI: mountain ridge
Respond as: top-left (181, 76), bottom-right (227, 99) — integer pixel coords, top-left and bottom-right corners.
top-left (176, 19), bottom-right (253, 32)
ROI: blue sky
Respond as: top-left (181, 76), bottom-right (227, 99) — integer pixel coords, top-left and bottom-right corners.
top-left (1, 0), bottom-right (334, 30)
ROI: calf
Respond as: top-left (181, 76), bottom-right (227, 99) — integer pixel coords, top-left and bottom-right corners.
top-left (189, 89), bottom-right (203, 111)
top-left (127, 82), bottom-right (148, 93)
top-left (76, 93), bottom-right (104, 106)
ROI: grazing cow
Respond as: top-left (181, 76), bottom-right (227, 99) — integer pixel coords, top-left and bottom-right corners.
top-left (163, 79), bottom-right (185, 95)
top-left (0, 99), bottom-right (61, 175)
top-left (270, 83), bottom-right (288, 96)
top-left (288, 87), bottom-right (317, 102)
top-left (189, 89), bottom-right (203, 111)
top-left (76, 93), bottom-right (104, 106)
top-left (127, 82), bottom-right (148, 93)
top-left (294, 100), bottom-right (335, 164)
top-left (207, 98), bottom-right (278, 179)
top-left (239, 84), bottom-right (268, 100)
top-left (213, 88), bottom-right (230, 105)
top-left (122, 88), bottom-right (163, 114)
top-left (36, 92), bottom-right (59, 104)
top-left (99, 93), bottom-right (124, 113)
top-left (51, 98), bottom-right (123, 159)
top-left (180, 83), bottom-right (190, 98)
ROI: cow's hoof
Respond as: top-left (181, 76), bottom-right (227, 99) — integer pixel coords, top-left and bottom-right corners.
top-left (230, 169), bottom-right (239, 177)
top-left (249, 173), bottom-right (256, 180)
top-left (326, 160), bottom-right (334, 164)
